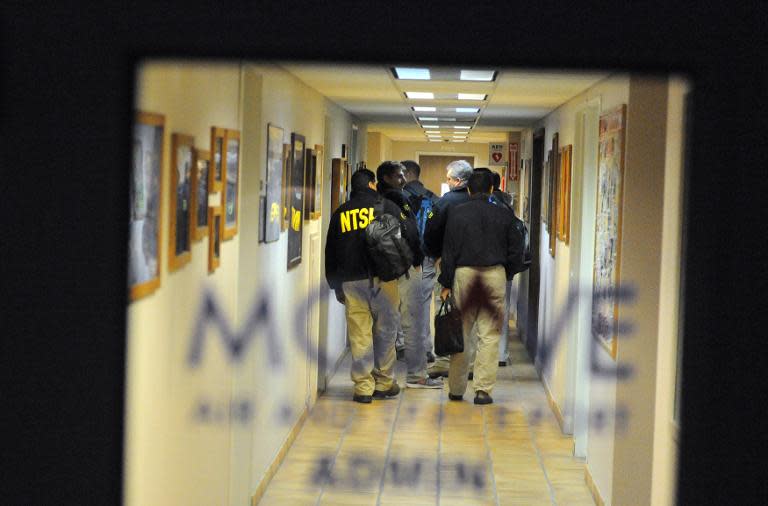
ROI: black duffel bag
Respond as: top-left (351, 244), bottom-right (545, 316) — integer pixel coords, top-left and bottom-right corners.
top-left (434, 295), bottom-right (463, 356)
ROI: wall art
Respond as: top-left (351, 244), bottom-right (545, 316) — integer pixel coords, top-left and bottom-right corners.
top-left (287, 132), bottom-right (305, 269)
top-left (265, 123), bottom-right (284, 243)
top-left (129, 111), bottom-right (164, 301)
top-left (281, 143), bottom-right (290, 232)
top-left (192, 148), bottom-right (210, 241)
top-left (592, 104), bottom-right (627, 359)
top-left (169, 132), bottom-right (194, 272)
top-left (222, 128), bottom-right (240, 240)
top-left (210, 127), bottom-right (225, 193)
top-left (557, 144), bottom-right (573, 244)
top-left (311, 144), bottom-right (324, 220)
top-left (304, 147), bottom-right (315, 222)
top-left (208, 205), bottom-right (222, 273)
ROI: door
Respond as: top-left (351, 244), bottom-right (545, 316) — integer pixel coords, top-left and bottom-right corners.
top-left (525, 129), bottom-right (545, 360)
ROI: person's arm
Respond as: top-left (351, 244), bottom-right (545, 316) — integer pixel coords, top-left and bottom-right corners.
top-left (437, 212), bottom-right (458, 291)
top-left (423, 203), bottom-right (447, 258)
top-left (506, 218), bottom-right (524, 280)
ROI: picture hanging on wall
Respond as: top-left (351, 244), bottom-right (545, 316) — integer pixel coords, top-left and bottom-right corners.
top-left (311, 144), bottom-right (324, 220)
top-left (287, 132), bottom-right (305, 270)
top-left (548, 133), bottom-right (559, 258)
top-left (129, 111), bottom-right (164, 301)
top-left (592, 104), bottom-right (627, 360)
top-left (258, 196), bottom-right (266, 243)
top-left (330, 157), bottom-right (346, 214)
top-left (265, 123), bottom-right (284, 243)
top-left (208, 205), bottom-right (222, 273)
top-left (169, 133), bottom-right (194, 272)
top-left (281, 143), bottom-right (290, 232)
top-left (542, 150), bottom-right (551, 225)
top-left (192, 148), bottom-right (210, 241)
top-left (304, 147), bottom-right (315, 222)
top-left (557, 144), bottom-right (573, 244)
top-left (222, 128), bottom-right (240, 240)
top-left (210, 127), bottom-right (226, 193)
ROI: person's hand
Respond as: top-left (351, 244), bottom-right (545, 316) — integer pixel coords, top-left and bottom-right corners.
top-left (334, 289), bottom-right (345, 305)
top-left (440, 287), bottom-right (451, 302)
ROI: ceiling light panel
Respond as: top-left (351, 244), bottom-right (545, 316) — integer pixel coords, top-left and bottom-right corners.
top-left (456, 107), bottom-right (480, 113)
top-left (418, 117), bottom-right (438, 121)
top-left (422, 125), bottom-right (439, 129)
top-left (460, 70), bottom-right (497, 81)
top-left (405, 91), bottom-right (435, 99)
top-left (412, 106), bottom-right (436, 112)
top-left (393, 68), bottom-right (431, 80)
top-left (454, 125), bottom-right (471, 129)
top-left (457, 93), bottom-right (487, 100)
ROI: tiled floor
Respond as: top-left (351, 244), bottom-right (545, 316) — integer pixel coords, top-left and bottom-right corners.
top-left (259, 336), bottom-right (596, 505)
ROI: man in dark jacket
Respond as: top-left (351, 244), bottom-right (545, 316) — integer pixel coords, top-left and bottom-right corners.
top-left (438, 171), bottom-right (524, 405)
top-left (325, 169), bottom-right (418, 403)
top-left (376, 161), bottom-right (440, 389)
top-left (423, 159), bottom-right (474, 378)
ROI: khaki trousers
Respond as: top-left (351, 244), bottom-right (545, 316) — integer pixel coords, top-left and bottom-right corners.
top-left (448, 265), bottom-right (507, 396)
top-left (342, 278), bottom-right (400, 396)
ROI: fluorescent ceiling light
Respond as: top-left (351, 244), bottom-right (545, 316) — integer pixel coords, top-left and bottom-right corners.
top-left (418, 117), bottom-right (438, 121)
top-left (456, 107), bottom-right (480, 113)
top-left (460, 70), bottom-right (496, 81)
top-left (440, 118), bottom-right (456, 121)
top-left (405, 91), bottom-right (434, 99)
top-left (452, 134), bottom-right (467, 138)
top-left (422, 125), bottom-right (439, 129)
top-left (394, 67), bottom-right (431, 80)
top-left (413, 106), bottom-right (436, 112)
top-left (426, 132), bottom-right (442, 136)
top-left (457, 93), bottom-right (487, 100)
top-left (454, 126), bottom-right (471, 129)
top-left (429, 139), bottom-right (443, 142)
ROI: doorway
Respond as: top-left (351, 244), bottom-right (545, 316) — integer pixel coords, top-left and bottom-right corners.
top-left (525, 129), bottom-right (545, 360)
top-left (417, 154), bottom-right (475, 195)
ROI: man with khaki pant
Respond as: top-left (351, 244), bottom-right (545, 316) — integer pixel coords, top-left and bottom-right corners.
top-left (438, 171), bottom-right (524, 404)
top-left (325, 169), bottom-right (421, 403)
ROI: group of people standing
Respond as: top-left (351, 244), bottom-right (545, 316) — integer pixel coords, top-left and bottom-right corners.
top-left (325, 159), bottom-right (524, 405)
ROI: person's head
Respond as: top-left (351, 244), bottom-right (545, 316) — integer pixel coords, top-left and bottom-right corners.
top-left (376, 161), bottom-right (406, 189)
top-left (351, 168), bottom-right (376, 192)
top-left (401, 160), bottom-right (421, 183)
top-left (492, 172), bottom-right (501, 191)
top-left (467, 170), bottom-right (493, 195)
top-left (445, 160), bottom-right (473, 190)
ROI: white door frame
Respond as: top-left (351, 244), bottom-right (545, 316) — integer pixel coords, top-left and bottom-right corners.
top-left (566, 97), bottom-right (600, 457)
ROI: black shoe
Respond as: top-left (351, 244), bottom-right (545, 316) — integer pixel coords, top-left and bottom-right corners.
top-left (448, 393), bottom-right (463, 401)
top-left (468, 372), bottom-right (473, 380)
top-left (372, 382), bottom-right (401, 399)
top-left (396, 348), bottom-right (405, 361)
top-left (353, 394), bottom-right (372, 404)
top-left (426, 351), bottom-right (436, 363)
top-left (474, 390), bottom-right (493, 405)
top-left (428, 370), bottom-right (449, 379)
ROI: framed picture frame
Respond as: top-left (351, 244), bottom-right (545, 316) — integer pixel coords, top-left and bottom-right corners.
top-left (191, 148), bottom-right (210, 241)
top-left (548, 133), bottom-right (559, 258)
top-left (281, 143), bottom-right (291, 232)
top-left (287, 133), bottom-right (305, 270)
top-left (208, 205), bottom-right (223, 273)
top-left (591, 104), bottom-right (628, 360)
top-left (169, 133), bottom-right (194, 272)
top-left (304, 147), bottom-right (315, 222)
top-left (542, 150), bottom-right (551, 225)
top-left (311, 144), bottom-right (324, 220)
top-left (557, 144), bottom-right (573, 244)
top-left (221, 128), bottom-right (240, 240)
top-left (265, 123), bottom-right (284, 243)
top-left (330, 157), bottom-right (345, 214)
top-left (210, 127), bottom-right (226, 193)
top-left (129, 111), bottom-right (164, 301)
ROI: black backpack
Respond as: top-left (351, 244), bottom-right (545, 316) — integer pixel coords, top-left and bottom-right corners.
top-left (488, 194), bottom-right (531, 274)
top-left (364, 198), bottom-right (414, 281)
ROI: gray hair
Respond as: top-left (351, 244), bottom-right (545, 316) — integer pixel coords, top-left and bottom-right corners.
top-left (446, 160), bottom-right (474, 182)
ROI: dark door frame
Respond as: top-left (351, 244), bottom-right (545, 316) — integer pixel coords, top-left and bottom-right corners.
top-left (526, 128), bottom-right (545, 362)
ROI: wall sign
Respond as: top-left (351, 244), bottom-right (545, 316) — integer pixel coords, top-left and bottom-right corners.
top-left (489, 143), bottom-right (506, 166)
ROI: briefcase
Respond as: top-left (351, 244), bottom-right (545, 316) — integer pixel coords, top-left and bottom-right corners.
top-left (434, 295), bottom-right (463, 356)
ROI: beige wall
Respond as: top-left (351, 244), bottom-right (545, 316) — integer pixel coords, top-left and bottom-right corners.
top-left (125, 61), bottom-right (356, 506)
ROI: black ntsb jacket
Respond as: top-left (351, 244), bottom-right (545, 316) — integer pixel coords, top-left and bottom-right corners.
top-left (325, 188), bottom-right (420, 290)
top-left (423, 186), bottom-right (470, 258)
top-left (437, 193), bottom-right (524, 288)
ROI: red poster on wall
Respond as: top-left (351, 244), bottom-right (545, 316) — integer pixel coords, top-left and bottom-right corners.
top-left (508, 142), bottom-right (519, 182)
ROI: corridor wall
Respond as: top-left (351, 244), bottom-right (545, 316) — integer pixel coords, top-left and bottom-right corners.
top-left (125, 61), bottom-right (358, 506)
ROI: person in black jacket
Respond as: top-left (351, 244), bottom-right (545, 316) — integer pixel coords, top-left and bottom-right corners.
top-left (325, 169), bottom-right (417, 403)
top-left (423, 159), bottom-right (473, 379)
top-left (376, 161), bottom-right (440, 389)
top-left (438, 170), bottom-right (524, 405)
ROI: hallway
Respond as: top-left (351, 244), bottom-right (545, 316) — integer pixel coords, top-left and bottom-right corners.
top-left (259, 337), bottom-right (596, 505)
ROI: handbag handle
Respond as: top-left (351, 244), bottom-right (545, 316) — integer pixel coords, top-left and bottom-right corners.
top-left (438, 294), bottom-right (455, 315)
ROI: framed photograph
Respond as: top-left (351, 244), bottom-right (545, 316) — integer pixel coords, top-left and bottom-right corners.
top-left (281, 143), bottom-right (291, 232)
top-left (542, 150), bottom-right (551, 225)
top-left (287, 133), bottom-right (305, 270)
top-left (208, 205), bottom-right (223, 273)
top-left (311, 144), bottom-right (324, 220)
top-left (210, 127), bottom-right (226, 193)
top-left (548, 133), bottom-right (560, 258)
top-left (557, 144), bottom-right (573, 244)
top-left (222, 128), bottom-right (240, 240)
top-left (330, 157), bottom-right (346, 214)
top-left (258, 196), bottom-right (266, 243)
top-left (129, 111), bottom-right (164, 301)
top-left (169, 133), bottom-right (194, 272)
top-left (304, 147), bottom-right (314, 222)
top-left (265, 123), bottom-right (284, 243)
top-left (341, 143), bottom-right (347, 159)
top-left (191, 148), bottom-right (210, 241)
top-left (592, 104), bottom-right (627, 359)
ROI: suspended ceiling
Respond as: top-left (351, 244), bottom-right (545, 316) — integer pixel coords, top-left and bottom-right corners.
top-left (280, 63), bottom-right (609, 143)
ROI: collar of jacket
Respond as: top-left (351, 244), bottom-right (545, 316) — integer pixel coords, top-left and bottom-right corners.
top-left (450, 186), bottom-right (469, 194)
top-left (349, 187), bottom-right (378, 200)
